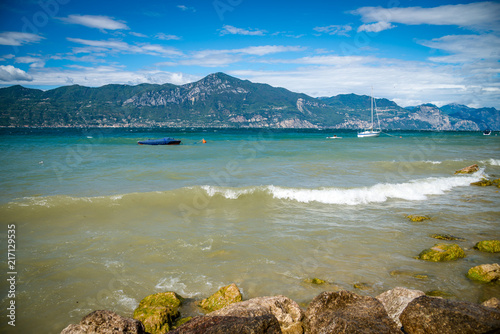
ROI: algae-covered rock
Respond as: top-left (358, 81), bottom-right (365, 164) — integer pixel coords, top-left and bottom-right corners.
top-left (455, 164), bottom-right (479, 174)
top-left (197, 283), bottom-right (242, 312)
top-left (425, 290), bottom-right (454, 298)
top-left (304, 278), bottom-right (327, 285)
top-left (467, 263), bottom-right (500, 283)
top-left (406, 215), bottom-right (430, 222)
top-left (474, 240), bottom-right (500, 253)
top-left (471, 178), bottom-right (493, 186)
top-left (430, 234), bottom-right (465, 241)
top-left (353, 282), bottom-right (372, 291)
top-left (390, 270), bottom-right (429, 280)
top-left (417, 243), bottom-right (466, 262)
top-left (133, 291), bottom-right (184, 334)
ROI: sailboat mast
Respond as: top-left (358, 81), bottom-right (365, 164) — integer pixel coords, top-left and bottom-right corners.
top-left (371, 87), bottom-right (374, 129)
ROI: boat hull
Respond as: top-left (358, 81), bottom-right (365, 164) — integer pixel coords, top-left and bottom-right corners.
top-left (357, 131), bottom-right (381, 138)
top-left (138, 138), bottom-right (181, 145)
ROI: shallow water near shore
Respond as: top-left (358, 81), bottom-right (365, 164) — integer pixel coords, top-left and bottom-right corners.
top-left (0, 128), bottom-right (499, 333)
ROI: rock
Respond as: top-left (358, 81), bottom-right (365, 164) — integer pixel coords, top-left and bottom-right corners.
top-left (471, 179), bottom-right (493, 186)
top-left (208, 295), bottom-right (304, 334)
top-left (467, 263), bottom-right (500, 283)
top-left (303, 290), bottom-right (400, 334)
top-left (389, 270), bottom-right (429, 280)
top-left (60, 310), bottom-right (146, 334)
top-left (376, 287), bottom-right (425, 328)
top-left (425, 290), bottom-right (454, 298)
top-left (406, 215), bottom-right (430, 222)
top-left (417, 243), bottom-right (466, 262)
top-left (455, 164), bottom-right (479, 174)
top-left (197, 283), bottom-right (242, 312)
top-left (133, 291), bottom-right (183, 334)
top-left (353, 282), bottom-right (373, 291)
top-left (474, 240), bottom-right (500, 253)
top-left (430, 234), bottom-right (465, 241)
top-left (400, 295), bottom-right (500, 333)
top-left (169, 314), bottom-right (281, 333)
top-left (483, 297), bottom-right (500, 310)
top-left (304, 278), bottom-right (326, 285)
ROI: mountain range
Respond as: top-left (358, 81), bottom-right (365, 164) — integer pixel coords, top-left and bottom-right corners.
top-left (0, 72), bottom-right (498, 130)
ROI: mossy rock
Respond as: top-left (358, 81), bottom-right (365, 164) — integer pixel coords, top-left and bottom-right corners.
top-left (173, 316), bottom-right (192, 329)
top-left (133, 291), bottom-right (183, 334)
top-left (467, 263), bottom-right (500, 283)
top-left (474, 240), bottom-right (500, 253)
top-left (426, 290), bottom-right (454, 298)
top-left (390, 270), bottom-right (429, 280)
top-left (304, 278), bottom-right (327, 285)
top-left (406, 214), bottom-right (430, 222)
top-left (197, 283), bottom-right (242, 312)
top-left (417, 243), bottom-right (466, 262)
top-left (455, 164), bottom-right (479, 174)
top-left (471, 179), bottom-right (493, 186)
top-left (353, 282), bottom-right (372, 290)
top-left (430, 234), bottom-right (466, 241)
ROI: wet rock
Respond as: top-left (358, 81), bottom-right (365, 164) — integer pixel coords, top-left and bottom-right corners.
top-left (303, 290), bottom-right (400, 334)
top-left (471, 179), bottom-right (493, 186)
top-left (390, 270), bottom-right (429, 280)
top-left (400, 295), bottom-right (500, 333)
top-left (483, 297), bottom-right (500, 310)
top-left (455, 164), bottom-right (479, 174)
top-left (406, 215), bottom-right (430, 222)
top-left (430, 234), bottom-right (465, 241)
top-left (474, 240), bottom-right (500, 253)
top-left (133, 291), bottom-right (183, 334)
top-left (208, 295), bottom-right (304, 334)
top-left (353, 282), bottom-right (373, 291)
top-left (376, 287), bottom-right (425, 328)
top-left (169, 314), bottom-right (281, 334)
top-left (61, 310), bottom-right (146, 334)
top-left (425, 290), bottom-right (454, 298)
top-left (303, 278), bottom-right (326, 285)
top-left (467, 263), bottom-right (500, 283)
top-left (197, 283), bottom-right (242, 312)
top-left (417, 243), bottom-right (466, 262)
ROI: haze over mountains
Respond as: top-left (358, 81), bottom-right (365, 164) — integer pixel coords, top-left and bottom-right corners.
top-left (0, 72), bottom-right (498, 130)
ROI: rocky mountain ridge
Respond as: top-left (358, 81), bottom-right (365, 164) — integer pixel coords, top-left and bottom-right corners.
top-left (0, 72), bottom-right (498, 130)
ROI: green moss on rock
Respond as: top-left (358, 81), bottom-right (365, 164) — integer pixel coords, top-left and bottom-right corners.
top-left (304, 278), bottom-right (327, 285)
top-left (467, 263), bottom-right (500, 283)
top-left (430, 234), bottom-right (465, 241)
top-left (197, 283), bottom-right (242, 313)
top-left (406, 215), bottom-right (430, 222)
top-left (133, 291), bottom-right (183, 334)
top-left (471, 178), bottom-right (493, 186)
top-left (417, 243), bottom-right (466, 262)
top-left (474, 240), bottom-right (500, 253)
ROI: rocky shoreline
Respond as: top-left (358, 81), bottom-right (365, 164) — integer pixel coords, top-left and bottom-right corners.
top-left (61, 285), bottom-right (500, 334)
top-left (61, 166), bottom-right (500, 333)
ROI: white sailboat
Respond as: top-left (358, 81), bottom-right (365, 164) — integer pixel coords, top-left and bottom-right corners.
top-left (357, 89), bottom-right (381, 138)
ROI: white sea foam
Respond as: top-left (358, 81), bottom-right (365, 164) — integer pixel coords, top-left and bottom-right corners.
top-left (116, 290), bottom-right (137, 311)
top-left (201, 171), bottom-right (484, 206)
top-left (481, 158), bottom-right (500, 166)
top-left (424, 160), bottom-right (442, 164)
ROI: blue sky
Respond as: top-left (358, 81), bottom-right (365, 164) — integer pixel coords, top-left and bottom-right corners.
top-left (1, 0), bottom-right (499, 108)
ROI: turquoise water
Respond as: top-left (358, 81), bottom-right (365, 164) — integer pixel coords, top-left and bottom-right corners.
top-left (1, 128), bottom-right (499, 333)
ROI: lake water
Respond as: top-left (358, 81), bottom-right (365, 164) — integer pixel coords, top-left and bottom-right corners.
top-left (0, 128), bottom-right (499, 333)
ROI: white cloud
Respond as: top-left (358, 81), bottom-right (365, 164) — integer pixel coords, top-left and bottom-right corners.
top-left (419, 34), bottom-right (500, 63)
top-left (352, 2), bottom-right (500, 30)
top-left (358, 21), bottom-right (395, 33)
top-left (0, 32), bottom-right (44, 46)
top-left (177, 5), bottom-right (195, 12)
top-left (67, 38), bottom-right (183, 57)
top-left (15, 56), bottom-right (45, 68)
top-left (156, 33), bottom-right (182, 41)
top-left (219, 25), bottom-right (266, 36)
top-left (0, 65), bottom-right (32, 81)
top-left (18, 65), bottom-right (197, 87)
top-left (130, 32), bottom-right (148, 38)
top-left (59, 15), bottom-right (130, 30)
top-left (314, 25), bottom-right (352, 36)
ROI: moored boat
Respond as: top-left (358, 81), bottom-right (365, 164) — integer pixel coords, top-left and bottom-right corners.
top-left (483, 129), bottom-right (492, 135)
top-left (358, 89), bottom-right (381, 138)
top-left (138, 137), bottom-right (181, 145)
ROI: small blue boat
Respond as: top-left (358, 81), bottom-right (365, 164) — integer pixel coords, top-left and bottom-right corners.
top-left (138, 137), bottom-right (181, 145)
